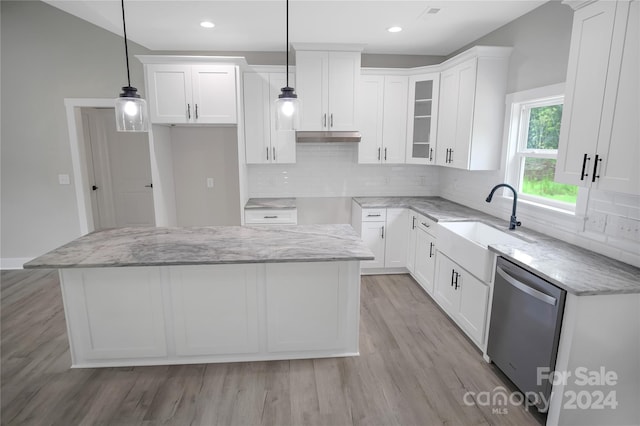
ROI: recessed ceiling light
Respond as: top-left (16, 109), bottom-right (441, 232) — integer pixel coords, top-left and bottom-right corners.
top-left (387, 26), bottom-right (402, 33)
top-left (200, 21), bottom-right (215, 29)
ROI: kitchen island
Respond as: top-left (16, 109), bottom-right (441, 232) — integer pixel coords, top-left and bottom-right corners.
top-left (24, 225), bottom-right (374, 368)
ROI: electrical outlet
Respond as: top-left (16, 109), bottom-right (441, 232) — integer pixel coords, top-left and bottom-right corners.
top-left (58, 174), bottom-right (70, 185)
top-left (584, 211), bottom-right (607, 233)
top-left (614, 217), bottom-right (640, 241)
top-left (206, 178), bottom-right (214, 188)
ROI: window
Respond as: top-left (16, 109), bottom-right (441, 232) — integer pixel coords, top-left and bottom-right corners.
top-left (506, 85), bottom-right (578, 212)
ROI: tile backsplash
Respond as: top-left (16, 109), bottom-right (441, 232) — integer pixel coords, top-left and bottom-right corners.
top-left (248, 143), bottom-right (440, 198)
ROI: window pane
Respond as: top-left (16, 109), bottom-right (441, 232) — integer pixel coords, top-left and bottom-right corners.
top-left (527, 104), bottom-right (563, 150)
top-left (522, 158), bottom-right (577, 204)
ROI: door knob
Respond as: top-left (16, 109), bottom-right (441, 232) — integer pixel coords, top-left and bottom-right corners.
top-left (91, 185), bottom-right (98, 191)
top-left (144, 183), bottom-right (153, 188)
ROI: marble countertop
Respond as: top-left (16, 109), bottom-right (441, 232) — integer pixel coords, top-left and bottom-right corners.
top-left (23, 224), bottom-right (374, 269)
top-left (245, 198), bottom-right (297, 210)
top-left (354, 196), bottom-right (640, 296)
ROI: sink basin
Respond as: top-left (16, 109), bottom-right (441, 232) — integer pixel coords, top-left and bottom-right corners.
top-left (437, 221), bottom-right (525, 282)
top-left (439, 221), bottom-right (524, 249)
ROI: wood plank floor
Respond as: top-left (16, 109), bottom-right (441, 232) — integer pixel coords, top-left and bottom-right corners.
top-left (1, 270), bottom-right (544, 426)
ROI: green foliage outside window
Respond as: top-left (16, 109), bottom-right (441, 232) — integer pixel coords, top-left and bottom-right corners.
top-left (521, 105), bottom-right (577, 205)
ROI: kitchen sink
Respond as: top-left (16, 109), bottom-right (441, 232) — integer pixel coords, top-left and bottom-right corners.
top-left (437, 221), bottom-right (525, 282)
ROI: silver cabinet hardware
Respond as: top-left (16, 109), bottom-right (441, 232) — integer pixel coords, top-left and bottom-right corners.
top-left (266, 147), bottom-right (270, 161)
top-left (187, 104), bottom-right (191, 119)
top-left (273, 147), bottom-right (276, 162)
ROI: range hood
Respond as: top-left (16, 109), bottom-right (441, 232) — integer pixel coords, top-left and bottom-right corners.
top-left (295, 131), bottom-right (362, 143)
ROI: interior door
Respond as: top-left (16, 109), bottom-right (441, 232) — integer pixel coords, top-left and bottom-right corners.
top-left (84, 108), bottom-right (155, 229)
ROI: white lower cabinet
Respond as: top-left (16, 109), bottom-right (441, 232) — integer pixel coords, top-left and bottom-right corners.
top-left (413, 227), bottom-right (436, 295)
top-left (434, 253), bottom-right (489, 346)
top-left (356, 207), bottom-right (408, 270)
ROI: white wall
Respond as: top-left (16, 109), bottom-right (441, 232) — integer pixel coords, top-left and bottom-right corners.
top-left (170, 127), bottom-right (241, 226)
top-left (439, 1), bottom-right (640, 267)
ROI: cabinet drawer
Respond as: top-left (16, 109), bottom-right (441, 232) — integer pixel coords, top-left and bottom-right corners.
top-left (416, 214), bottom-right (436, 234)
top-left (245, 209), bottom-right (298, 225)
top-left (361, 209), bottom-right (387, 222)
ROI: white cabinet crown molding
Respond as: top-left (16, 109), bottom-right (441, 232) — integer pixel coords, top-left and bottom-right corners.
top-left (562, 0), bottom-right (599, 11)
top-left (245, 65), bottom-right (296, 74)
top-left (440, 46), bottom-right (513, 69)
top-left (136, 55), bottom-right (249, 70)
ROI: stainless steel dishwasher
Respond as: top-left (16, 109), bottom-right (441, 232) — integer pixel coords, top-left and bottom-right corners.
top-left (487, 257), bottom-right (566, 412)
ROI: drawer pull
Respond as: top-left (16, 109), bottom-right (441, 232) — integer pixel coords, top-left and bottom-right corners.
top-left (367, 214), bottom-right (381, 217)
top-left (421, 222), bottom-right (430, 228)
top-left (263, 215), bottom-right (278, 219)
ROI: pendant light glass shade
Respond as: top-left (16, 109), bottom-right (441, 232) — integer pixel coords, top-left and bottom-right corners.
top-left (115, 0), bottom-right (149, 132)
top-left (115, 86), bottom-right (149, 132)
top-left (275, 0), bottom-right (299, 131)
top-left (275, 87), bottom-right (300, 130)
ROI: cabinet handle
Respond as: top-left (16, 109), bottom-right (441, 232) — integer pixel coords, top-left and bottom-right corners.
top-left (195, 104), bottom-right (199, 119)
top-left (454, 272), bottom-right (460, 290)
top-left (421, 222), bottom-right (430, 228)
top-left (412, 216), bottom-right (416, 230)
top-left (451, 269), bottom-right (455, 287)
top-left (591, 154), bottom-right (602, 182)
top-left (429, 242), bottom-right (434, 258)
top-left (580, 153), bottom-right (591, 180)
top-left (323, 113), bottom-right (327, 128)
top-left (384, 148), bottom-right (387, 161)
top-left (449, 149), bottom-right (453, 164)
top-left (378, 147), bottom-right (381, 161)
top-left (445, 149), bottom-right (450, 163)
top-left (264, 215), bottom-right (278, 219)
top-left (187, 104), bottom-right (191, 119)
top-left (273, 147), bottom-right (276, 162)
top-left (367, 214), bottom-right (381, 217)
top-left (330, 113), bottom-right (334, 128)
top-left (381, 226), bottom-right (384, 239)
top-left (429, 148), bottom-right (433, 162)
top-left (266, 147), bottom-right (270, 160)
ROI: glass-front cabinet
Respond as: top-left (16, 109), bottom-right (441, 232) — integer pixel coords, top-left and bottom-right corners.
top-left (406, 73), bottom-right (440, 164)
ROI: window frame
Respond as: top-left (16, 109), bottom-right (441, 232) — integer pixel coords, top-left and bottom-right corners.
top-left (504, 83), bottom-right (583, 214)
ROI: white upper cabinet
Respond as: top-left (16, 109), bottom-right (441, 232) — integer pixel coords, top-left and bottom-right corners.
top-left (357, 74), bottom-right (408, 164)
top-left (295, 48), bottom-right (361, 131)
top-left (243, 71), bottom-right (296, 164)
top-left (406, 73), bottom-right (440, 165)
top-left (146, 64), bottom-right (237, 125)
top-left (436, 47), bottom-right (512, 170)
top-left (556, 0), bottom-right (638, 195)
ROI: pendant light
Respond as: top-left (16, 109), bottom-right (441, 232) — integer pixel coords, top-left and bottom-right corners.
top-left (275, 0), bottom-right (300, 130)
top-left (114, 0), bottom-right (149, 132)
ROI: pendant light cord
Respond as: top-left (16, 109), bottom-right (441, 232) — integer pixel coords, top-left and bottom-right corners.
top-left (121, 0), bottom-right (132, 88)
top-left (285, 0), bottom-right (289, 87)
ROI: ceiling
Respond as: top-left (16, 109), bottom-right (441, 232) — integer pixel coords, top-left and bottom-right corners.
top-left (44, 0), bottom-right (548, 56)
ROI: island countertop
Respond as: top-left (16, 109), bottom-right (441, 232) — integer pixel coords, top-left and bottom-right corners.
top-left (23, 224), bottom-right (375, 269)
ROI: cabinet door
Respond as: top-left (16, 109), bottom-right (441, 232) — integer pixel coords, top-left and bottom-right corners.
top-left (169, 265), bottom-right (259, 356)
top-left (296, 51), bottom-right (328, 130)
top-left (434, 254), bottom-right (460, 315)
top-left (457, 268), bottom-right (489, 345)
top-left (361, 222), bottom-right (385, 269)
top-left (243, 73), bottom-right (271, 164)
top-left (384, 208), bottom-right (408, 268)
top-left (191, 65), bottom-right (237, 124)
top-left (436, 67), bottom-right (458, 166)
top-left (595, 0), bottom-right (639, 194)
top-left (451, 58), bottom-right (477, 169)
top-left (357, 75), bottom-right (384, 164)
top-left (406, 73), bottom-right (440, 165)
top-left (327, 51), bottom-right (360, 131)
top-left (382, 76), bottom-right (408, 164)
top-left (269, 73), bottom-right (297, 164)
top-left (555, 1), bottom-right (617, 186)
top-left (406, 214), bottom-right (418, 274)
top-left (414, 229), bottom-right (436, 295)
top-left (146, 64), bottom-right (191, 124)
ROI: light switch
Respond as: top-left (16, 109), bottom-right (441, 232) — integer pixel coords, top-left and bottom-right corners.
top-left (58, 174), bottom-right (70, 185)
top-left (206, 178), bottom-right (214, 188)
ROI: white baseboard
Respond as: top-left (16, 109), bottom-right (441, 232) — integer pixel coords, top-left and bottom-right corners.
top-left (0, 258), bottom-right (33, 270)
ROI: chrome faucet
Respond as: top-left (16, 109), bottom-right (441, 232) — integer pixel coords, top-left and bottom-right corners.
top-left (486, 183), bottom-right (521, 230)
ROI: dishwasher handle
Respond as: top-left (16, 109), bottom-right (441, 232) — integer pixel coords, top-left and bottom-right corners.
top-left (496, 266), bottom-right (557, 306)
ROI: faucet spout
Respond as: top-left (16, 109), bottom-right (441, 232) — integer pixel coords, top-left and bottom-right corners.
top-left (485, 183), bottom-right (521, 230)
